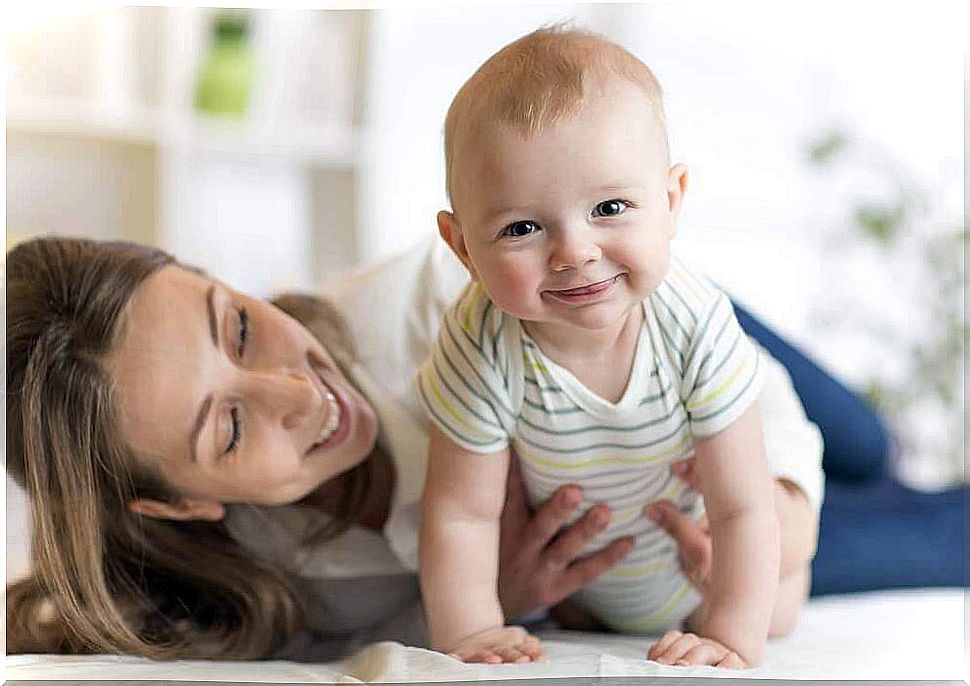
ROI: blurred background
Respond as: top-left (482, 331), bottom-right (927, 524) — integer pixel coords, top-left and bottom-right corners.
top-left (4, 3), bottom-right (965, 580)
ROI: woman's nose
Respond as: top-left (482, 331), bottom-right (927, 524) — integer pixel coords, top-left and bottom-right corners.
top-left (249, 370), bottom-right (320, 430)
top-left (550, 230), bottom-right (602, 271)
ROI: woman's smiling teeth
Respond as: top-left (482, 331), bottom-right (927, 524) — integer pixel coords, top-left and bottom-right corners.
top-left (316, 391), bottom-right (341, 445)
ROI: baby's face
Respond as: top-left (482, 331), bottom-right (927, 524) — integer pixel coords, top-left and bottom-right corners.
top-left (447, 79), bottom-right (684, 335)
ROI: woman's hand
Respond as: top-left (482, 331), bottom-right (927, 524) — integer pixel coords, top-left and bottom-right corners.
top-left (497, 457), bottom-right (635, 619)
top-left (645, 459), bottom-right (713, 594)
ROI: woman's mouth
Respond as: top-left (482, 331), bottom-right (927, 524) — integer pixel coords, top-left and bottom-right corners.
top-left (543, 274), bottom-right (624, 304)
top-left (307, 379), bottom-right (351, 455)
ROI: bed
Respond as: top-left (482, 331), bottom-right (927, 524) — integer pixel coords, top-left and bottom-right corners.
top-left (6, 587), bottom-right (966, 682)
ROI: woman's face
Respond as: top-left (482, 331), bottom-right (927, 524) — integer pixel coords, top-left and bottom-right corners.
top-left (106, 265), bottom-right (378, 514)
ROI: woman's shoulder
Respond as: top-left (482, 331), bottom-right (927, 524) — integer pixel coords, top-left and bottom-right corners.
top-left (224, 503), bottom-right (410, 578)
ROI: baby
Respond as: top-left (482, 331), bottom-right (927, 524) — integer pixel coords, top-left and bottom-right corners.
top-left (417, 27), bottom-right (804, 668)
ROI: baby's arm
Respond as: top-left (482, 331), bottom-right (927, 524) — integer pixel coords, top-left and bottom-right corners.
top-left (420, 424), bottom-right (543, 663)
top-left (682, 404), bottom-right (779, 666)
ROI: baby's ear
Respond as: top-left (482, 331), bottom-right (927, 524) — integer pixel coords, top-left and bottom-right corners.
top-left (437, 210), bottom-right (478, 279)
top-left (666, 163), bottom-right (689, 228)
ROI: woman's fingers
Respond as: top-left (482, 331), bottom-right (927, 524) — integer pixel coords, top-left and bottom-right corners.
top-left (527, 485), bottom-right (584, 555)
top-left (559, 536), bottom-right (635, 592)
top-left (645, 501), bottom-right (712, 589)
top-left (671, 458), bottom-right (702, 491)
top-left (542, 502), bottom-right (610, 569)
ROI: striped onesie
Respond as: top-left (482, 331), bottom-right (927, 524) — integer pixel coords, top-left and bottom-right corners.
top-left (415, 258), bottom-right (765, 633)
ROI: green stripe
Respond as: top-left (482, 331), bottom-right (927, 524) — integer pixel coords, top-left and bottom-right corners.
top-left (516, 433), bottom-right (689, 470)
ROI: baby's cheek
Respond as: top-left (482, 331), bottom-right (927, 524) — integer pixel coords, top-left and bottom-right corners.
top-left (482, 264), bottom-right (542, 317)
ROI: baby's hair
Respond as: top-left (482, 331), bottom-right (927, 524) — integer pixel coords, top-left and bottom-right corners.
top-left (444, 24), bottom-right (668, 202)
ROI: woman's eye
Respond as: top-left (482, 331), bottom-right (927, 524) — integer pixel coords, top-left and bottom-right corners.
top-left (502, 220), bottom-right (540, 238)
top-left (236, 307), bottom-right (249, 359)
top-left (592, 199), bottom-right (628, 217)
top-left (225, 407), bottom-right (242, 454)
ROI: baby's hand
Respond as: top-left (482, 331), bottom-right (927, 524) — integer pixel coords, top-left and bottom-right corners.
top-left (647, 629), bottom-right (747, 669)
top-left (447, 625), bottom-right (545, 664)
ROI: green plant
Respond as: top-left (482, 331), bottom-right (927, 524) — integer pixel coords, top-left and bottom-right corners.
top-left (806, 128), bottom-right (965, 484)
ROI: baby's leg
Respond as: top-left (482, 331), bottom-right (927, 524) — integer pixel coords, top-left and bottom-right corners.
top-left (774, 478), bottom-right (818, 578)
top-left (767, 564), bottom-right (810, 637)
top-left (766, 478), bottom-right (815, 637)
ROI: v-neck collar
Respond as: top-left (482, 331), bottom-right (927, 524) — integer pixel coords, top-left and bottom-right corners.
top-left (520, 302), bottom-right (652, 419)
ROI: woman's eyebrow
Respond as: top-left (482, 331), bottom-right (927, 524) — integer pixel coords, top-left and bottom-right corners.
top-left (206, 284), bottom-right (219, 347)
top-left (189, 284), bottom-right (220, 462)
top-left (189, 395), bottom-right (213, 463)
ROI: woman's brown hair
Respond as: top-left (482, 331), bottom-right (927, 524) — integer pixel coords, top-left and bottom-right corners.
top-left (6, 236), bottom-right (368, 659)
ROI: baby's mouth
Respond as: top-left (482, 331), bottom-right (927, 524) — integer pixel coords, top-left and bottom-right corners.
top-left (546, 274), bottom-right (622, 297)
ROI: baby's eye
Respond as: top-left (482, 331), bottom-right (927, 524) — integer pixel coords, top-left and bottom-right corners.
top-left (502, 220), bottom-right (540, 238)
top-left (592, 199), bottom-right (628, 218)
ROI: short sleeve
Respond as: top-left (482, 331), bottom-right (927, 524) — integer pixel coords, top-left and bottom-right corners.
top-left (414, 284), bottom-right (516, 453)
top-left (681, 292), bottom-right (765, 439)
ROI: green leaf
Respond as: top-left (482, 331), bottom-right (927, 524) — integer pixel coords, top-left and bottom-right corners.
top-left (854, 205), bottom-right (902, 244)
top-left (806, 130), bottom-right (849, 166)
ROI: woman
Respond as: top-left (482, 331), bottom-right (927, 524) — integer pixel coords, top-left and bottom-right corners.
top-left (6, 235), bottom-right (824, 660)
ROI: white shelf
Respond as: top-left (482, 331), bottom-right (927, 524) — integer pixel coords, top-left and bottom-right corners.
top-left (7, 99), bottom-right (159, 145)
top-left (8, 99), bottom-right (360, 167)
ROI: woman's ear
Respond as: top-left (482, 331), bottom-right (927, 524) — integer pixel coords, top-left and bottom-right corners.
top-left (437, 210), bottom-right (478, 279)
top-left (128, 497), bottom-right (226, 522)
top-left (666, 163), bottom-right (689, 232)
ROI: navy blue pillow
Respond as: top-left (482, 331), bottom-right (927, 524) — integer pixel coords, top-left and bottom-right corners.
top-left (732, 301), bottom-right (890, 482)
top-left (731, 299), bottom-right (966, 594)
top-left (812, 477), bottom-right (966, 595)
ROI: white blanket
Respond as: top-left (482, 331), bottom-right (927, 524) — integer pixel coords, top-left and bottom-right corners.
top-left (6, 588), bottom-right (966, 682)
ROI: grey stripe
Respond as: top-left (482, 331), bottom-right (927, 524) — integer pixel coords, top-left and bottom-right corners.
top-left (683, 293), bottom-right (727, 372)
top-left (443, 314), bottom-right (517, 420)
top-left (651, 298), bottom-right (685, 370)
top-left (516, 398), bottom-right (684, 437)
top-left (515, 414), bottom-right (688, 455)
top-left (523, 375), bottom-right (563, 392)
top-left (693, 325), bottom-right (742, 394)
top-left (417, 377), bottom-right (503, 449)
top-left (691, 353), bottom-right (761, 424)
top-left (430, 356), bottom-right (503, 430)
top-left (654, 289), bottom-right (691, 343)
top-left (436, 329), bottom-right (506, 421)
top-left (522, 395), bottom-right (584, 413)
top-left (665, 278), bottom-right (700, 324)
top-left (637, 379), bottom-right (674, 406)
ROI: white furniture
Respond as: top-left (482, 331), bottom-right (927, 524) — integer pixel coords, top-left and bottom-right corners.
top-left (7, 7), bottom-right (367, 297)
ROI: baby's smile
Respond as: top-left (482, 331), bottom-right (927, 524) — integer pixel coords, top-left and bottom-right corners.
top-left (542, 274), bottom-right (626, 305)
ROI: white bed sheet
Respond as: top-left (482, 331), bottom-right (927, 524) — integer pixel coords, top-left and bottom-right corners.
top-left (6, 588), bottom-right (967, 682)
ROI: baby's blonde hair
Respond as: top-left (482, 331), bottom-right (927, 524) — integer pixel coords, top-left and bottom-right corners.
top-left (444, 25), bottom-right (668, 203)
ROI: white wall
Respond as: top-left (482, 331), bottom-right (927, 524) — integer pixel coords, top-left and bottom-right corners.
top-left (356, 4), bottom-right (612, 262)
top-left (356, 2), bottom-right (965, 346)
